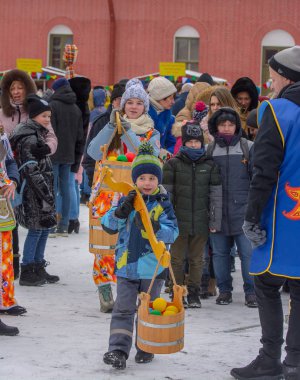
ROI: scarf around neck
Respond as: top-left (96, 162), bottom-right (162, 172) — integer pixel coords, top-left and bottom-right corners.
top-left (216, 132), bottom-right (236, 145)
top-left (124, 114), bottom-right (154, 135)
top-left (180, 146), bottom-right (205, 161)
top-left (149, 97), bottom-right (165, 114)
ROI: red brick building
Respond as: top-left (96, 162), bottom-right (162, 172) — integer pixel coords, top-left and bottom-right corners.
top-left (1, 0), bottom-right (300, 90)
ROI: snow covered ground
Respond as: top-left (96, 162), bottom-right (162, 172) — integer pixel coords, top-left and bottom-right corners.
top-left (1, 205), bottom-right (290, 380)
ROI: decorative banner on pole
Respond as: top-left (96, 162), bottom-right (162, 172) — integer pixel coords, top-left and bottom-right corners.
top-left (159, 62), bottom-right (186, 79)
top-left (16, 58), bottom-right (42, 73)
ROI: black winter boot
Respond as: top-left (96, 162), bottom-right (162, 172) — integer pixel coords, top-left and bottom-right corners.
top-left (19, 264), bottom-right (46, 286)
top-left (0, 319), bottom-right (19, 336)
top-left (35, 261), bottom-right (60, 284)
top-left (187, 287), bottom-right (202, 308)
top-left (13, 253), bottom-right (20, 280)
top-left (230, 351), bottom-right (284, 379)
top-left (283, 361), bottom-right (300, 380)
top-left (103, 350), bottom-right (127, 370)
top-left (135, 350), bottom-right (154, 363)
top-left (68, 219), bottom-right (80, 234)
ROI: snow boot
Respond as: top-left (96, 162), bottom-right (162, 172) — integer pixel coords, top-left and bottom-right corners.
top-left (187, 287), bottom-right (202, 308)
top-left (216, 292), bottom-right (232, 305)
top-left (98, 284), bottom-right (114, 313)
top-left (135, 350), bottom-right (154, 363)
top-left (13, 253), bottom-right (20, 280)
top-left (230, 351), bottom-right (284, 380)
top-left (103, 350), bottom-right (127, 370)
top-left (0, 319), bottom-right (19, 336)
top-left (283, 361), bottom-right (300, 380)
top-left (35, 260), bottom-right (60, 283)
top-left (0, 305), bottom-right (27, 316)
top-left (68, 219), bottom-right (80, 234)
top-left (19, 263), bottom-right (46, 286)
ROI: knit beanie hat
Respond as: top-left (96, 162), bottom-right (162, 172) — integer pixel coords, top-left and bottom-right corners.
top-left (131, 142), bottom-right (162, 184)
top-left (93, 88), bottom-right (106, 107)
top-left (147, 77), bottom-right (177, 101)
top-left (110, 84), bottom-right (125, 102)
top-left (52, 78), bottom-right (70, 91)
top-left (181, 121), bottom-right (204, 146)
top-left (192, 101), bottom-right (209, 122)
top-left (27, 94), bottom-right (51, 119)
top-left (125, 78), bottom-right (143, 90)
top-left (120, 82), bottom-right (149, 112)
top-left (246, 109), bottom-right (258, 129)
top-left (269, 46), bottom-right (300, 82)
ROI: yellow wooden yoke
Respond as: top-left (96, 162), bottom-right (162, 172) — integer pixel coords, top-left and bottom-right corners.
top-left (101, 166), bottom-right (171, 268)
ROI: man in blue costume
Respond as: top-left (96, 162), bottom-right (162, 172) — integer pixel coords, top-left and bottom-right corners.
top-left (231, 46), bottom-right (300, 380)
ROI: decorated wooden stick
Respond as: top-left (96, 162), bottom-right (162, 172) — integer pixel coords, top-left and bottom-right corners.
top-left (101, 166), bottom-right (171, 267)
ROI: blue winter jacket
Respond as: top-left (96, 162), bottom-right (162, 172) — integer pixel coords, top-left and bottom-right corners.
top-left (148, 104), bottom-right (176, 153)
top-left (101, 186), bottom-right (179, 280)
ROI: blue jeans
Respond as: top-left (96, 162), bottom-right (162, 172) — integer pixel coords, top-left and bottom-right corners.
top-left (53, 164), bottom-right (71, 228)
top-left (80, 170), bottom-right (91, 196)
top-left (57, 172), bottom-right (80, 220)
top-left (22, 229), bottom-right (50, 265)
top-left (210, 232), bottom-right (254, 295)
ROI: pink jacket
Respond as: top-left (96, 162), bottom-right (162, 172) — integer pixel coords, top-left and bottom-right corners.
top-left (0, 107), bottom-right (58, 155)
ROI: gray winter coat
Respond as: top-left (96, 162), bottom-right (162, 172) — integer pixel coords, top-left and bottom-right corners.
top-left (208, 107), bottom-right (253, 236)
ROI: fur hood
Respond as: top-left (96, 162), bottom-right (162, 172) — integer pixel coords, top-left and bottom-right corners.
top-left (230, 77), bottom-right (258, 111)
top-left (208, 107), bottom-right (242, 137)
top-left (0, 69), bottom-right (37, 117)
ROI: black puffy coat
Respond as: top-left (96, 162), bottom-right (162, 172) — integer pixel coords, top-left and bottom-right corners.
top-left (163, 151), bottom-right (222, 237)
top-left (9, 120), bottom-right (56, 230)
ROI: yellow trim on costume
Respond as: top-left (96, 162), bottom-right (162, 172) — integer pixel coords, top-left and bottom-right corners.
top-left (249, 172), bottom-right (281, 276)
top-left (265, 101), bottom-right (285, 147)
top-left (268, 270), bottom-right (300, 280)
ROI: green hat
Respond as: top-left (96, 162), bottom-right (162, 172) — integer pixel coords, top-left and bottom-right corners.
top-left (131, 142), bottom-right (162, 183)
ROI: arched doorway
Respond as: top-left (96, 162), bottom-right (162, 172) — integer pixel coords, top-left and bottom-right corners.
top-left (261, 30), bottom-right (295, 95)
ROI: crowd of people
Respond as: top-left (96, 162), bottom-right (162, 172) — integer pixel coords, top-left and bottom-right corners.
top-left (0, 45), bottom-right (299, 379)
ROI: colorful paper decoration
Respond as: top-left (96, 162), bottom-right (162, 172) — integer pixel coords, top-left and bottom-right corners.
top-left (63, 44), bottom-right (78, 79)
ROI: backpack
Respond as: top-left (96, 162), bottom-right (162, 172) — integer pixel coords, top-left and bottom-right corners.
top-left (206, 137), bottom-right (250, 162)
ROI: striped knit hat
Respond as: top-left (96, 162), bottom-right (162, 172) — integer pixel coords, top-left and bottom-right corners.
top-left (131, 142), bottom-right (162, 184)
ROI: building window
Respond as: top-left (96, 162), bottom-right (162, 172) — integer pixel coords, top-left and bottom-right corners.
top-left (261, 29), bottom-right (295, 95)
top-left (174, 26), bottom-right (199, 71)
top-left (48, 25), bottom-right (73, 69)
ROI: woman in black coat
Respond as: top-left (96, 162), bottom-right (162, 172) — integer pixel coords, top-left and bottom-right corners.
top-left (10, 95), bottom-right (59, 286)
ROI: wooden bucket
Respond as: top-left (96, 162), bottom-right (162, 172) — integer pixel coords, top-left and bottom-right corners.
top-left (137, 285), bottom-right (185, 354)
top-left (89, 157), bottom-right (133, 255)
